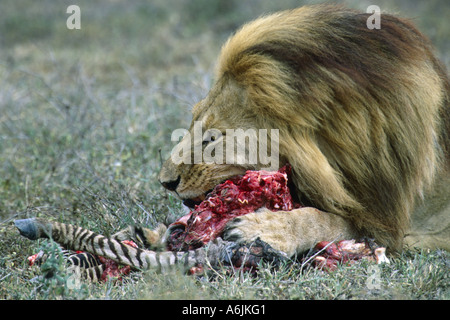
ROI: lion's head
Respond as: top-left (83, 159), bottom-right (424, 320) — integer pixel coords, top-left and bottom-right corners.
top-left (159, 5), bottom-right (449, 250)
top-left (158, 75), bottom-right (265, 208)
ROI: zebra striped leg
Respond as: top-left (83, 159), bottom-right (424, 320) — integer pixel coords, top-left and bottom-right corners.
top-left (15, 218), bottom-right (287, 276)
top-left (14, 218), bottom-right (213, 273)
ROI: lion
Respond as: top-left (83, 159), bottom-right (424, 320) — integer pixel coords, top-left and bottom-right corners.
top-left (158, 4), bottom-right (450, 256)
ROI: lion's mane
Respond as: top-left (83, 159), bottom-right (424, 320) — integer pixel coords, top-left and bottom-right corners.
top-left (212, 5), bottom-right (449, 250)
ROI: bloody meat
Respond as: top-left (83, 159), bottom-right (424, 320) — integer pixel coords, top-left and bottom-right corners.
top-left (166, 164), bottom-right (300, 251)
top-left (25, 165), bottom-right (390, 279)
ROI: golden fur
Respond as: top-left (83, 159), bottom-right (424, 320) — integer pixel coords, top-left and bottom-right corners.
top-left (159, 5), bottom-right (450, 255)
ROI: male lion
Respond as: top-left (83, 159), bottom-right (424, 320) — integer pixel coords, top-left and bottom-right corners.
top-left (159, 5), bottom-right (450, 256)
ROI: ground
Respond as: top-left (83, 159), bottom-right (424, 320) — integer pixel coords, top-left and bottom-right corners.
top-left (0, 0), bottom-right (449, 300)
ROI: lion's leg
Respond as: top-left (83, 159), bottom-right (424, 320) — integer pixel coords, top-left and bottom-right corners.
top-left (223, 207), bottom-right (357, 257)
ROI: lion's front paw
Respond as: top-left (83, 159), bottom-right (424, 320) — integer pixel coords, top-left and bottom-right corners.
top-left (222, 209), bottom-right (299, 256)
top-left (223, 216), bottom-right (259, 243)
top-left (222, 207), bottom-right (356, 257)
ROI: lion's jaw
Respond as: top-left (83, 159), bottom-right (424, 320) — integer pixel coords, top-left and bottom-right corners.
top-left (159, 158), bottom-right (248, 208)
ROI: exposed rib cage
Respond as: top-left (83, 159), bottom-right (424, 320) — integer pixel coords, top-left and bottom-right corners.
top-left (30, 246), bottom-right (108, 282)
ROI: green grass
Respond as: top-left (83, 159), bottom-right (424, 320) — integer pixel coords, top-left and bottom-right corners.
top-left (0, 0), bottom-right (449, 300)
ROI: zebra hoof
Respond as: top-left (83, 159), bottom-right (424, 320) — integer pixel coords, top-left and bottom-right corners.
top-left (14, 218), bottom-right (39, 240)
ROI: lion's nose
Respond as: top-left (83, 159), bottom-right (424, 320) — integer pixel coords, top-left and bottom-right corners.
top-left (160, 175), bottom-right (181, 191)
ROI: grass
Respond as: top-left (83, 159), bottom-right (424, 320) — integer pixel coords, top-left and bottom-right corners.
top-left (0, 0), bottom-right (449, 300)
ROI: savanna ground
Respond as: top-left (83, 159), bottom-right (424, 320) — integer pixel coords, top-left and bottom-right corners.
top-left (0, 0), bottom-right (449, 300)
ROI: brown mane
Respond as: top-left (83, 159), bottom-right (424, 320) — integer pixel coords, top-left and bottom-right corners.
top-left (214, 5), bottom-right (449, 250)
